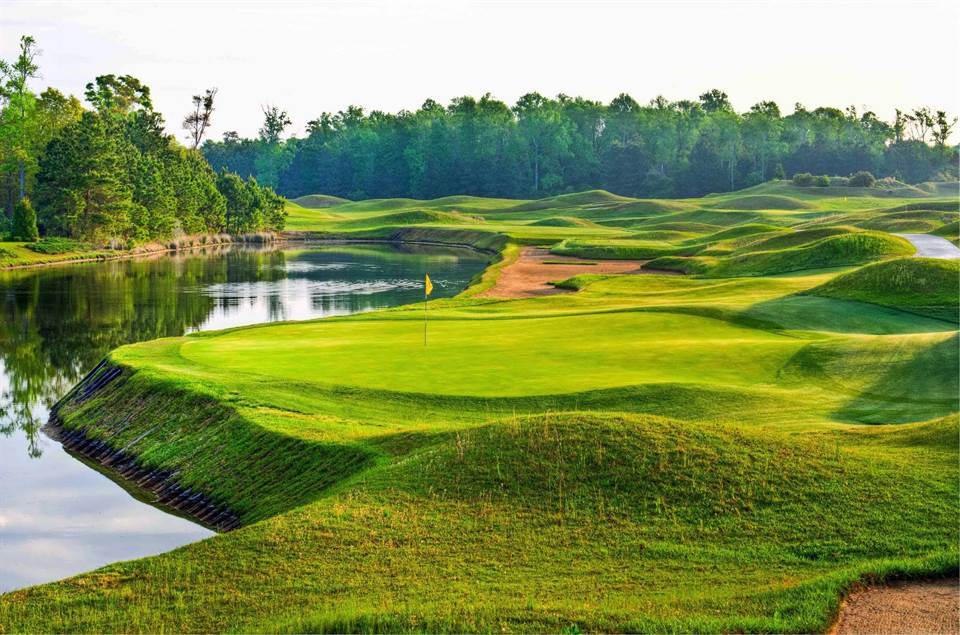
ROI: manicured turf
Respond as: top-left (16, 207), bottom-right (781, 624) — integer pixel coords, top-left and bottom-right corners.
top-left (1, 182), bottom-right (958, 633)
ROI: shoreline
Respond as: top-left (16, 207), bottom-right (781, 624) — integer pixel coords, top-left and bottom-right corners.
top-left (1, 233), bottom-right (283, 271)
top-left (43, 360), bottom-right (242, 533)
top-left (34, 233), bottom-right (510, 534)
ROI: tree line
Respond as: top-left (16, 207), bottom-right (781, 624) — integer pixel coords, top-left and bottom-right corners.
top-left (204, 90), bottom-right (957, 201)
top-left (0, 36), bottom-right (286, 244)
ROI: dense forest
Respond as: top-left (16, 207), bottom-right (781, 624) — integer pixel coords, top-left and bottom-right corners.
top-left (0, 36), bottom-right (286, 244)
top-left (2, 33), bottom-right (957, 246)
top-left (204, 91), bottom-right (958, 201)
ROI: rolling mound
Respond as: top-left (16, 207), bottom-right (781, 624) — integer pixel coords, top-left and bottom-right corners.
top-left (932, 221), bottom-right (959, 241)
top-left (508, 189), bottom-right (634, 211)
top-left (808, 258), bottom-right (960, 322)
top-left (334, 197), bottom-right (424, 212)
top-left (628, 229), bottom-right (698, 241)
top-left (640, 221), bottom-right (723, 233)
top-left (551, 238), bottom-right (677, 260)
top-left (738, 179), bottom-right (934, 199)
top-left (711, 194), bottom-right (813, 210)
top-left (707, 232), bottom-right (915, 277)
top-left (612, 199), bottom-right (691, 214)
top-left (376, 412), bottom-right (885, 519)
top-left (878, 201), bottom-right (958, 214)
top-left (290, 194), bottom-right (351, 208)
top-left (686, 223), bottom-right (785, 244)
top-left (736, 226), bottom-right (860, 253)
top-left (859, 218), bottom-right (942, 233)
top-left (527, 216), bottom-right (603, 228)
top-left (339, 209), bottom-right (482, 229)
top-left (643, 255), bottom-right (716, 274)
top-left (640, 209), bottom-right (774, 228)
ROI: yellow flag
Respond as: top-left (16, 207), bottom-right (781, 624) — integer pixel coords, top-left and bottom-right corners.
top-left (425, 273), bottom-right (433, 296)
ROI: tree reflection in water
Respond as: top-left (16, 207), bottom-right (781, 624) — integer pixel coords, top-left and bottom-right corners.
top-left (0, 242), bottom-right (488, 457)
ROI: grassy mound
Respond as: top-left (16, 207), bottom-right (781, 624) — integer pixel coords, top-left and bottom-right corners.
top-left (708, 232), bottom-right (914, 277)
top-left (859, 218), bottom-right (942, 233)
top-left (932, 221), bottom-right (959, 241)
top-left (878, 201), bottom-right (959, 213)
top-left (4, 406), bottom-right (956, 633)
top-left (527, 216), bottom-right (603, 228)
top-left (710, 194), bottom-right (813, 210)
top-left (508, 189), bottom-right (634, 211)
top-left (339, 209), bottom-right (482, 229)
top-left (807, 258), bottom-right (960, 322)
top-left (551, 238), bottom-right (677, 260)
top-left (53, 364), bottom-right (374, 524)
top-left (735, 227), bottom-right (859, 253)
top-left (643, 209), bottom-right (784, 228)
top-left (629, 229), bottom-right (699, 241)
top-left (644, 255), bottom-right (716, 274)
top-left (639, 221), bottom-right (723, 233)
top-left (611, 199), bottom-right (691, 214)
top-left (290, 194), bottom-right (351, 208)
top-left (685, 223), bottom-right (785, 244)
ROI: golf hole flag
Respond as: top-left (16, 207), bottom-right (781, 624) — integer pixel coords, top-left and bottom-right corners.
top-left (423, 273), bottom-right (432, 345)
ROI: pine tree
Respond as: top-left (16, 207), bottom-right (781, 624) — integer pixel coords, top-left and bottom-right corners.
top-left (11, 195), bottom-right (38, 241)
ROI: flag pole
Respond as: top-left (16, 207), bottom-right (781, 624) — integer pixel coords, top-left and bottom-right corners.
top-left (423, 272), bottom-right (432, 347)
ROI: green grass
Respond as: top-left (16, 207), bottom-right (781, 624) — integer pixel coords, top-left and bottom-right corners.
top-left (289, 194), bottom-right (351, 208)
top-left (26, 236), bottom-right (93, 254)
top-left (807, 258), bottom-right (960, 322)
top-left (705, 232), bottom-right (915, 277)
top-left (0, 240), bottom-right (114, 267)
top-left (551, 238), bottom-right (677, 259)
top-left (709, 194), bottom-right (813, 210)
top-left (2, 182), bottom-right (958, 633)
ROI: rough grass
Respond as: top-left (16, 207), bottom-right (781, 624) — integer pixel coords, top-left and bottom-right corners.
top-left (289, 194), bottom-right (351, 208)
top-left (506, 189), bottom-right (634, 211)
top-left (338, 209), bottom-right (483, 229)
top-left (551, 238), bottom-right (676, 260)
top-left (527, 216), bottom-right (603, 228)
top-left (735, 227), bottom-right (860, 253)
top-left (25, 237), bottom-right (92, 254)
top-left (707, 232), bottom-right (914, 277)
top-left (710, 194), bottom-right (813, 210)
top-left (807, 258), bottom-right (960, 322)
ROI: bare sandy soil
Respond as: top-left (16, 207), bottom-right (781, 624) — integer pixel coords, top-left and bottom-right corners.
top-left (480, 247), bottom-right (656, 298)
top-left (833, 579), bottom-right (959, 635)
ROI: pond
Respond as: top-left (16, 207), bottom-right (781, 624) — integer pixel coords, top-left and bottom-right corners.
top-left (0, 241), bottom-right (489, 593)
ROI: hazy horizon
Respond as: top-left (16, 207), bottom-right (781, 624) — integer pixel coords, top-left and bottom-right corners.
top-left (3, 0), bottom-right (958, 143)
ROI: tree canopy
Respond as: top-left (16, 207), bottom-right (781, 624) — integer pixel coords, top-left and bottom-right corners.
top-left (204, 92), bottom-right (957, 201)
top-left (0, 36), bottom-right (286, 243)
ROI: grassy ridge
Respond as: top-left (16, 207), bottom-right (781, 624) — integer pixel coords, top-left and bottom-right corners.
top-left (807, 258), bottom-right (960, 322)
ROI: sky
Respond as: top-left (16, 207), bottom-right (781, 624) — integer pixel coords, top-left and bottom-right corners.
top-left (2, 0), bottom-right (958, 143)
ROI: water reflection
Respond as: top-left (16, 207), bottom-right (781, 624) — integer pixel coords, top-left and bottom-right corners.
top-left (0, 242), bottom-right (488, 592)
top-left (0, 242), bottom-right (488, 456)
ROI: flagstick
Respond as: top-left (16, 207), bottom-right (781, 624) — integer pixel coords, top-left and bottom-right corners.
top-left (423, 290), bottom-right (427, 346)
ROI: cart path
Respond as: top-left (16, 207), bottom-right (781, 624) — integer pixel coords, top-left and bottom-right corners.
top-left (896, 233), bottom-right (960, 259)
